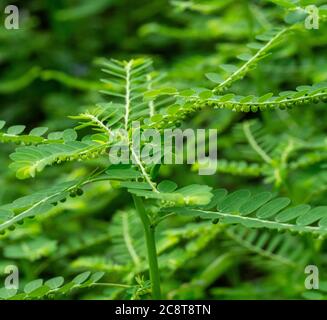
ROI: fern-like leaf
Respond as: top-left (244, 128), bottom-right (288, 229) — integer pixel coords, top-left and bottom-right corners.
top-left (9, 139), bottom-right (107, 179)
top-left (166, 188), bottom-right (327, 237)
top-left (0, 178), bottom-right (92, 233)
top-left (226, 225), bottom-right (309, 267)
top-left (0, 120), bottom-right (60, 145)
top-left (0, 271), bottom-right (104, 300)
top-left (211, 27), bottom-right (290, 93)
top-left (100, 58), bottom-right (163, 128)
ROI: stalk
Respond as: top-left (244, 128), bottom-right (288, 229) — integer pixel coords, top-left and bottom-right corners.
top-left (132, 194), bottom-right (162, 299)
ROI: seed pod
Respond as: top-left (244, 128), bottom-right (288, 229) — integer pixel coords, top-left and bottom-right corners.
top-left (242, 105), bottom-right (250, 112)
top-left (76, 188), bottom-right (84, 196)
top-left (70, 191), bottom-right (77, 198)
top-left (251, 105), bottom-right (258, 112)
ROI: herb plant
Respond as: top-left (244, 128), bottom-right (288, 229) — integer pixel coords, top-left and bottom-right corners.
top-left (1, 0), bottom-right (327, 300)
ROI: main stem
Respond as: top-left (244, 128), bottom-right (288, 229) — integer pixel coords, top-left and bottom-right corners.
top-left (132, 194), bottom-right (162, 299)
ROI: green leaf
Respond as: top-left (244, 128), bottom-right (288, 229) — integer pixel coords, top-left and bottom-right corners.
top-left (285, 9), bottom-right (307, 24)
top-left (29, 127), bottom-right (48, 137)
top-left (9, 140), bottom-right (105, 179)
top-left (275, 204), bottom-right (311, 223)
top-left (105, 165), bottom-right (142, 180)
top-left (239, 192), bottom-right (273, 216)
top-left (0, 272), bottom-right (104, 300)
top-left (202, 189), bottom-right (228, 210)
top-left (199, 90), bottom-right (213, 99)
top-left (189, 82), bottom-right (327, 113)
top-left (7, 125), bottom-right (26, 135)
top-left (256, 198), bottom-right (290, 219)
top-left (121, 181), bottom-right (153, 190)
top-left (0, 288), bottom-right (17, 299)
top-left (240, 95), bottom-right (255, 103)
top-left (4, 237), bottom-right (57, 261)
top-left (89, 272), bottom-right (105, 283)
top-left (72, 271), bottom-right (91, 285)
top-left (220, 64), bottom-right (238, 73)
top-left (205, 73), bottom-right (223, 84)
top-left (237, 53), bottom-right (252, 61)
top-left (247, 42), bottom-right (264, 50)
top-left (168, 189), bottom-right (327, 237)
top-left (158, 180), bottom-right (178, 193)
top-left (0, 180), bottom-right (78, 232)
top-left (0, 121), bottom-right (5, 130)
top-left (296, 207), bottom-right (327, 226)
top-left (24, 279), bottom-right (43, 294)
top-left (63, 129), bottom-right (78, 142)
top-left (48, 132), bottom-right (64, 140)
top-left (129, 184), bottom-right (213, 206)
top-left (219, 94), bottom-right (235, 102)
top-left (258, 93), bottom-right (274, 103)
top-left (179, 89), bottom-right (196, 97)
top-left (218, 189), bottom-right (251, 212)
top-left (28, 286), bottom-right (51, 298)
top-left (144, 87), bottom-right (177, 99)
top-left (177, 184), bottom-right (213, 206)
top-left (45, 277), bottom-right (65, 290)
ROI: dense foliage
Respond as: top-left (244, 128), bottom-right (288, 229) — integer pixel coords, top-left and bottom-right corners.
top-left (0, 0), bottom-right (327, 300)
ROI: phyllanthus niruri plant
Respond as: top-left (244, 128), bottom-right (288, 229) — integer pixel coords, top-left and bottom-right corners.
top-left (101, 120), bottom-right (218, 176)
top-left (1, 23), bottom-right (327, 300)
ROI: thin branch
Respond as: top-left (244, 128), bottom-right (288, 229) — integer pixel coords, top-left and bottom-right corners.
top-left (124, 60), bottom-right (133, 130)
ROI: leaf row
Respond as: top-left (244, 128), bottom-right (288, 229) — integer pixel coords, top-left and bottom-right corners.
top-left (167, 188), bottom-right (327, 237)
top-left (0, 120), bottom-right (76, 145)
top-left (0, 271), bottom-right (104, 300)
top-left (0, 180), bottom-right (85, 234)
top-left (9, 139), bottom-right (108, 179)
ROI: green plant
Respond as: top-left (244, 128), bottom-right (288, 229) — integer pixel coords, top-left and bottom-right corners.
top-left (1, 21), bottom-right (327, 299)
top-left (1, 0), bottom-right (327, 301)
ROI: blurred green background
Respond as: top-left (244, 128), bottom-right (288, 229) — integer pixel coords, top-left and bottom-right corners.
top-left (1, 0), bottom-right (327, 300)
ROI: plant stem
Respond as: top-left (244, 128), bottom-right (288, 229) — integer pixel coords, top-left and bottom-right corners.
top-left (93, 283), bottom-right (133, 288)
top-left (132, 194), bottom-right (162, 299)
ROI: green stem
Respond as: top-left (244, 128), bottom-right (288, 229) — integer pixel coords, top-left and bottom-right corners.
top-left (93, 283), bottom-right (133, 288)
top-left (132, 194), bottom-right (162, 299)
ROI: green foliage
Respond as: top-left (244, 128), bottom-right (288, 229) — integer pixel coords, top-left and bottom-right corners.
top-left (0, 180), bottom-right (81, 233)
top-left (0, 271), bottom-right (105, 300)
top-left (169, 189), bottom-right (327, 236)
top-left (1, 0), bottom-right (327, 301)
top-left (0, 120), bottom-right (54, 145)
top-left (211, 27), bottom-right (291, 93)
top-left (225, 226), bottom-right (309, 267)
top-left (9, 139), bottom-right (107, 179)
